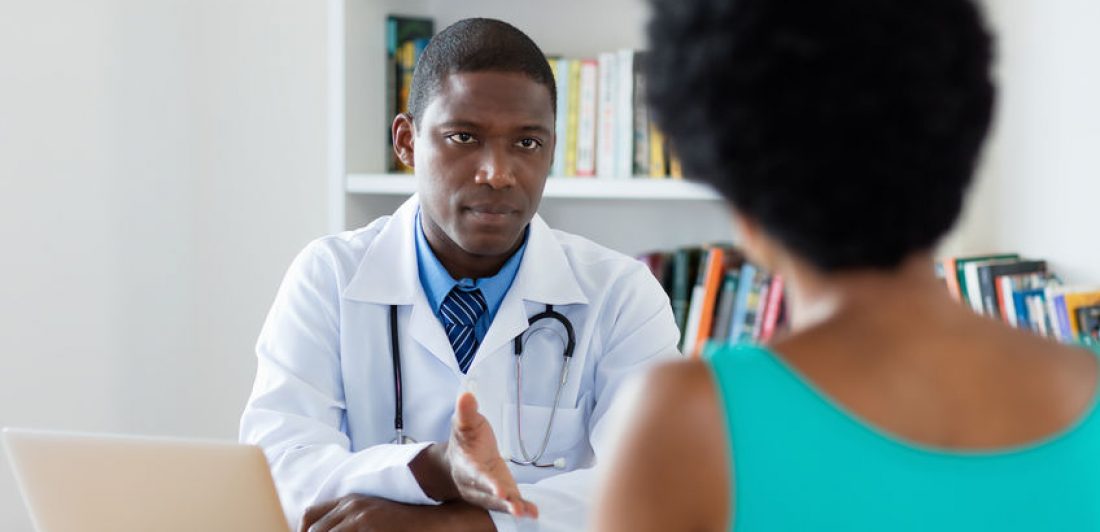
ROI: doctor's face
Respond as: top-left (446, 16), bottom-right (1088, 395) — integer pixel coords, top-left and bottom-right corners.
top-left (396, 71), bottom-right (555, 262)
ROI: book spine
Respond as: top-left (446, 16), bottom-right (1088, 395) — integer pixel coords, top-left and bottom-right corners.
top-left (649, 123), bottom-right (667, 178)
top-left (575, 60), bottom-right (599, 177)
top-left (550, 58), bottom-right (568, 177)
top-left (711, 273), bottom-right (739, 344)
top-left (942, 258), bottom-right (962, 300)
top-left (727, 263), bottom-right (757, 344)
top-left (977, 264), bottom-right (1001, 318)
top-left (669, 153), bottom-right (684, 179)
top-left (998, 276), bottom-right (1016, 326)
top-left (670, 249), bottom-right (693, 342)
top-left (565, 60), bottom-right (582, 177)
top-left (616, 49), bottom-right (635, 179)
top-left (632, 53), bottom-right (650, 177)
top-left (596, 52), bottom-right (617, 179)
top-left (751, 281), bottom-right (771, 343)
top-left (760, 275), bottom-right (785, 343)
top-left (691, 247), bottom-right (726, 356)
top-left (1054, 293), bottom-right (1073, 342)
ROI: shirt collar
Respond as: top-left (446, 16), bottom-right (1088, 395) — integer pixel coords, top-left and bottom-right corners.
top-left (414, 208), bottom-right (528, 321)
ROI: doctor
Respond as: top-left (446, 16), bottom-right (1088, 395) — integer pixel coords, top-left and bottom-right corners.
top-left (240, 18), bottom-right (681, 532)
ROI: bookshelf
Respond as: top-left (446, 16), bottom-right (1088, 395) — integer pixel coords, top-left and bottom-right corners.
top-left (329, 0), bottom-right (736, 258)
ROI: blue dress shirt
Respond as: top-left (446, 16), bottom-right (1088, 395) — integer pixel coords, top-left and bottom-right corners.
top-left (415, 209), bottom-right (528, 344)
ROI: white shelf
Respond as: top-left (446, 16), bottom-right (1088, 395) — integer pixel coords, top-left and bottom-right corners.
top-left (346, 173), bottom-right (723, 201)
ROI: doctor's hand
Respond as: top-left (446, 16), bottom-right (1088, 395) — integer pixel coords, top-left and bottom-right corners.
top-left (445, 392), bottom-right (539, 519)
top-left (300, 495), bottom-right (494, 532)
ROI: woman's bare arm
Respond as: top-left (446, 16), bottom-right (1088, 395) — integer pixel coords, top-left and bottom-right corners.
top-left (594, 359), bottom-right (732, 532)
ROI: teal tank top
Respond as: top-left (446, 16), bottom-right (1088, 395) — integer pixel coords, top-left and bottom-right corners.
top-left (704, 343), bottom-right (1100, 531)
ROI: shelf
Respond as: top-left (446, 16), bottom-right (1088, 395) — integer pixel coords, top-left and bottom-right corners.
top-left (346, 174), bottom-right (722, 201)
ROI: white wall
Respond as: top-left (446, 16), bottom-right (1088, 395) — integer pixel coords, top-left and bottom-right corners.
top-left (979, 0), bottom-right (1100, 284)
top-left (0, 1), bottom-right (328, 529)
top-left (944, 0), bottom-right (1100, 285)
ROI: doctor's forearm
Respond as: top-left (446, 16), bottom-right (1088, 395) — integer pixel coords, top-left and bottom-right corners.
top-left (409, 443), bottom-right (460, 502)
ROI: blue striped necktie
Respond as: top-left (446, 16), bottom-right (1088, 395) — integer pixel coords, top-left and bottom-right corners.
top-left (440, 287), bottom-right (487, 373)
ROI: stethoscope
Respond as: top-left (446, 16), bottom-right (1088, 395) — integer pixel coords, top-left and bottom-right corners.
top-left (388, 303), bottom-right (576, 469)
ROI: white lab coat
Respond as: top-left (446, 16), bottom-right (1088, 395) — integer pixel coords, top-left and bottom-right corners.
top-left (240, 196), bottom-right (681, 531)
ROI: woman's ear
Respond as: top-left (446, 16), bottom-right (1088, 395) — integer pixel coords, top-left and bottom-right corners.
top-left (392, 113), bottom-right (416, 169)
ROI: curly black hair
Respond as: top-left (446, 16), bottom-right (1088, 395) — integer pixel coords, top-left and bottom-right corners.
top-left (647, 0), bottom-right (995, 271)
top-left (409, 18), bottom-right (556, 127)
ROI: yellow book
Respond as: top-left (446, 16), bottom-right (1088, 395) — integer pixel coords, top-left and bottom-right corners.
top-left (1065, 290), bottom-right (1100, 337)
top-left (564, 60), bottom-right (581, 177)
top-left (649, 123), bottom-right (667, 179)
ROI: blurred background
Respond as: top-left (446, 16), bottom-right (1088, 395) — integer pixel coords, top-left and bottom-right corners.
top-left (1, 0), bottom-right (1097, 529)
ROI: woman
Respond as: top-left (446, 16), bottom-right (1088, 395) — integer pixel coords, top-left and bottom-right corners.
top-left (595, 0), bottom-right (1100, 530)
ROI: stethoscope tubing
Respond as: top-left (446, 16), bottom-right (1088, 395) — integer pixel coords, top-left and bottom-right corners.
top-left (388, 303), bottom-right (575, 464)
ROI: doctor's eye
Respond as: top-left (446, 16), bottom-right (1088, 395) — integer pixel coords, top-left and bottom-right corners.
top-left (516, 138), bottom-right (542, 150)
top-left (447, 133), bottom-right (478, 144)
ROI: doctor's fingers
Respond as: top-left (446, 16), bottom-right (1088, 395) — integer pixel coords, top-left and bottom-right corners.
top-left (453, 392), bottom-right (488, 433)
top-left (459, 484), bottom-right (539, 519)
top-left (300, 498), bottom-right (342, 532)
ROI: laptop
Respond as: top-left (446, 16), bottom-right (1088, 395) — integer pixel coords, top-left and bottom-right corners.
top-left (3, 428), bottom-right (290, 532)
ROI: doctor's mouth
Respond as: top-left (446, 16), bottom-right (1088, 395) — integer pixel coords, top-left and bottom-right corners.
top-left (462, 203), bottom-right (523, 224)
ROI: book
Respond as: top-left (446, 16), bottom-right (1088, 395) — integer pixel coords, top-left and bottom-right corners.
top-left (631, 52), bottom-right (650, 177)
top-left (759, 275), bottom-right (785, 343)
top-left (711, 271), bottom-right (740, 344)
top-left (616, 49), bottom-right (636, 179)
top-left (564, 60), bottom-right (582, 176)
top-left (750, 279), bottom-right (771, 342)
top-left (683, 247), bottom-right (721, 356)
top-left (998, 274), bottom-right (1049, 327)
top-left (669, 248), bottom-right (702, 345)
top-left (596, 52), bottom-right (618, 179)
top-left (385, 16), bottom-right (434, 173)
top-left (728, 264), bottom-right (767, 344)
top-left (669, 153), bottom-right (684, 179)
top-left (1045, 288), bottom-right (1074, 342)
top-left (549, 58), bottom-right (570, 177)
top-left (575, 59), bottom-right (599, 177)
top-left (1077, 305), bottom-right (1100, 344)
top-left (649, 123), bottom-right (667, 178)
top-left (940, 257), bottom-right (963, 300)
top-left (738, 272), bottom-right (770, 344)
top-left (1064, 290), bottom-right (1100, 338)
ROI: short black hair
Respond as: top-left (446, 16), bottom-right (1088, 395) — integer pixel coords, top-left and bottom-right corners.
top-left (408, 18), bottom-right (556, 126)
top-left (647, 0), bottom-right (995, 271)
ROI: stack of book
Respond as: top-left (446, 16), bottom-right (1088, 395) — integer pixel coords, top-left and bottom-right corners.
top-left (639, 246), bottom-right (786, 357)
top-left (382, 17), bottom-right (679, 179)
top-left (547, 51), bottom-right (681, 179)
top-left (937, 254), bottom-right (1100, 345)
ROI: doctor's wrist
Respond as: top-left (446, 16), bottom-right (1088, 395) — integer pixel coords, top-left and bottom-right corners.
top-left (410, 442), bottom-right (460, 502)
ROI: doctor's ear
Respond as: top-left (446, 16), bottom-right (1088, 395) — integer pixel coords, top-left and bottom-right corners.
top-left (392, 113), bottom-right (416, 169)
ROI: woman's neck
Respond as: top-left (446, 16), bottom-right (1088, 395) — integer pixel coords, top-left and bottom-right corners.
top-left (779, 252), bottom-right (951, 333)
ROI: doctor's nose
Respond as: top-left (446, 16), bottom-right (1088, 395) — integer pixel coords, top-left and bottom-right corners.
top-left (474, 148), bottom-right (517, 190)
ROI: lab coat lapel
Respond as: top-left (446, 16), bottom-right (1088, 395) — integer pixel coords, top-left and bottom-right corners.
top-left (469, 214), bottom-right (588, 373)
top-left (343, 195), bottom-right (460, 373)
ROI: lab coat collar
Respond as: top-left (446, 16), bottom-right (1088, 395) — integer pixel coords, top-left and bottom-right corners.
top-left (343, 195), bottom-right (587, 308)
top-left (342, 194), bottom-right (588, 374)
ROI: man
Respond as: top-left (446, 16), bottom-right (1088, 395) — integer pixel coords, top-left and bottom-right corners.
top-left (240, 18), bottom-right (681, 531)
